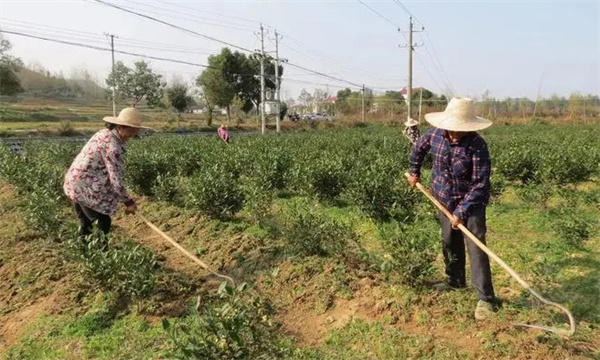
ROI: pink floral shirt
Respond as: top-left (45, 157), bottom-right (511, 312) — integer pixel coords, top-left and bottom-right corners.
top-left (217, 127), bottom-right (229, 142)
top-left (64, 129), bottom-right (135, 215)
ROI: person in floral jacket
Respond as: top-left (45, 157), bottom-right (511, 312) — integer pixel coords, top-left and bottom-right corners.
top-left (64, 107), bottom-right (149, 236)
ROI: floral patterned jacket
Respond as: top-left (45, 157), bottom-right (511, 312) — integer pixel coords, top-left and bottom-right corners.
top-left (64, 129), bottom-right (135, 215)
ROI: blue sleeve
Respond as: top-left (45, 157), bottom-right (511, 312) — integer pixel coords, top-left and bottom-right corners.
top-left (409, 129), bottom-right (433, 176)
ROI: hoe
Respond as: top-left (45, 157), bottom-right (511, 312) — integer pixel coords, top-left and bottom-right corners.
top-left (405, 172), bottom-right (576, 337)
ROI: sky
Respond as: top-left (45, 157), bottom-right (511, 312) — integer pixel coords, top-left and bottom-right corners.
top-left (0, 0), bottom-right (598, 101)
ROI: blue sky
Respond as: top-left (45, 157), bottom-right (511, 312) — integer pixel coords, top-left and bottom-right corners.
top-left (1, 0), bottom-right (598, 100)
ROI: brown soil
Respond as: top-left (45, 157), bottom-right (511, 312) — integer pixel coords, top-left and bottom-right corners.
top-left (1, 184), bottom-right (599, 359)
top-left (0, 184), bottom-right (73, 352)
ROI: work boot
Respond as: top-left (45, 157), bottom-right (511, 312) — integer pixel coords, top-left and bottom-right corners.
top-left (474, 300), bottom-right (495, 320)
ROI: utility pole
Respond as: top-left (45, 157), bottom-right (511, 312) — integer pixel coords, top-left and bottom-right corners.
top-left (418, 88), bottom-right (423, 122)
top-left (361, 84), bottom-right (365, 123)
top-left (407, 17), bottom-right (413, 123)
top-left (273, 30), bottom-right (285, 133)
top-left (104, 33), bottom-right (117, 116)
top-left (259, 24), bottom-right (266, 135)
top-left (399, 17), bottom-right (423, 124)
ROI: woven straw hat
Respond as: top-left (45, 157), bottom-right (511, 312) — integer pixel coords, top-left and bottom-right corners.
top-left (424, 97), bottom-right (492, 132)
top-left (404, 118), bottom-right (419, 127)
top-left (103, 107), bottom-right (151, 129)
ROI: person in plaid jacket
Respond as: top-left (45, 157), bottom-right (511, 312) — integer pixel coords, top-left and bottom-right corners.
top-left (407, 97), bottom-right (497, 321)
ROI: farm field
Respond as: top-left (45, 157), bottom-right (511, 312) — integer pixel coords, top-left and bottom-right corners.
top-left (0, 97), bottom-right (354, 139)
top-left (0, 98), bottom-right (263, 137)
top-left (0, 123), bottom-right (599, 359)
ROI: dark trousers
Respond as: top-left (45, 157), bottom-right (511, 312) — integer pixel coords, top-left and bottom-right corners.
top-left (439, 206), bottom-right (495, 303)
top-left (73, 203), bottom-right (112, 236)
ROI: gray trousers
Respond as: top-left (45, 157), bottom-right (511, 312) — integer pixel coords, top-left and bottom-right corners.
top-left (439, 205), bottom-right (495, 303)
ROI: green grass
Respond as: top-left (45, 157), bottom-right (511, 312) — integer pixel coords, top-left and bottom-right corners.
top-left (3, 311), bottom-right (168, 360)
top-left (2, 183), bottom-right (600, 359)
top-left (1, 123), bottom-right (600, 359)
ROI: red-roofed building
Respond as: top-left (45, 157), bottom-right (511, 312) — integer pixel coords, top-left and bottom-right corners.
top-left (325, 95), bottom-right (337, 103)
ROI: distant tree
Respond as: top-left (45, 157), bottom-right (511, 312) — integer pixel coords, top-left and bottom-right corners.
top-left (298, 89), bottom-right (313, 109)
top-left (69, 68), bottom-right (104, 99)
top-left (279, 101), bottom-right (288, 119)
top-left (335, 87), bottom-right (371, 115)
top-left (106, 60), bottom-right (165, 107)
top-left (378, 91), bottom-right (404, 116)
top-left (242, 53), bottom-right (282, 113)
top-left (0, 35), bottom-right (24, 96)
top-left (167, 82), bottom-right (192, 113)
top-left (197, 86), bottom-right (214, 126)
top-left (166, 82), bottom-right (192, 127)
top-left (197, 48), bottom-right (242, 123)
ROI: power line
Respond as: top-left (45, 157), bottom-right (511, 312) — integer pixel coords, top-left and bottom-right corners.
top-left (116, 0), bottom-right (257, 32)
top-left (284, 78), bottom-right (360, 90)
top-left (2, 26), bottom-right (214, 56)
top-left (356, 0), bottom-right (400, 29)
top-left (286, 62), bottom-right (362, 88)
top-left (89, 0), bottom-right (255, 53)
top-left (155, 0), bottom-right (260, 26)
top-left (2, 18), bottom-right (219, 53)
top-left (392, 0), bottom-right (424, 28)
top-left (89, 0), bottom-right (368, 88)
top-left (392, 1), bottom-right (454, 95)
top-left (422, 32), bottom-right (454, 94)
top-left (0, 30), bottom-right (212, 68)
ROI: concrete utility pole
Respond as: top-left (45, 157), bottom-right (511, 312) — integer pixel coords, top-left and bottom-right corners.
top-left (105, 33), bottom-right (117, 116)
top-left (259, 24), bottom-right (266, 134)
top-left (399, 17), bottom-right (423, 124)
top-left (418, 88), bottom-right (423, 122)
top-left (361, 84), bottom-right (365, 123)
top-left (274, 30), bottom-right (283, 133)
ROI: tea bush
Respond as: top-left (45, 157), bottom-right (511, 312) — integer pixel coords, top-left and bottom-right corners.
top-left (185, 164), bottom-right (245, 219)
top-left (379, 222), bottom-right (439, 287)
top-left (163, 283), bottom-right (287, 360)
top-left (280, 199), bottom-right (354, 256)
top-left (67, 234), bottom-right (157, 302)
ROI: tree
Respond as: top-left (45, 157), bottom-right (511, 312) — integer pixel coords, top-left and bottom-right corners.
top-left (378, 91), bottom-right (404, 116)
top-left (106, 60), bottom-right (165, 107)
top-left (0, 35), bottom-right (24, 96)
top-left (279, 101), bottom-right (288, 120)
top-left (166, 82), bottom-right (192, 128)
top-left (297, 89), bottom-right (313, 108)
top-left (197, 86), bottom-right (214, 126)
top-left (241, 54), bottom-right (282, 113)
top-left (167, 82), bottom-right (192, 113)
top-left (70, 67), bottom-right (104, 99)
top-left (335, 87), bottom-right (369, 115)
top-left (196, 48), bottom-right (284, 121)
top-left (197, 48), bottom-right (242, 123)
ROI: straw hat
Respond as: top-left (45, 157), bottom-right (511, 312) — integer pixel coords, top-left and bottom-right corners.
top-left (404, 117), bottom-right (419, 127)
top-left (103, 107), bottom-right (151, 129)
top-left (424, 97), bottom-right (492, 132)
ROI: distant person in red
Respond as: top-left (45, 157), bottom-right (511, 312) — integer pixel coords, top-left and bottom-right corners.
top-left (218, 124), bottom-right (230, 143)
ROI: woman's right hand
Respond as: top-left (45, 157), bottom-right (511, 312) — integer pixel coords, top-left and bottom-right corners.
top-left (125, 203), bottom-right (137, 215)
top-left (407, 174), bottom-right (420, 188)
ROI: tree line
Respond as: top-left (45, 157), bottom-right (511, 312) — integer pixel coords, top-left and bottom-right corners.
top-left (1, 34), bottom-right (597, 123)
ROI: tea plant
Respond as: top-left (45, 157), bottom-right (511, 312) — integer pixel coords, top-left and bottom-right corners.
top-left (163, 282), bottom-right (287, 360)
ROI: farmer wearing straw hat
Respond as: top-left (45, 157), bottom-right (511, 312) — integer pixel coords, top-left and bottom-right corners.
top-left (64, 107), bottom-right (150, 236)
top-left (406, 97), bottom-right (497, 320)
top-left (403, 117), bottom-right (420, 145)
